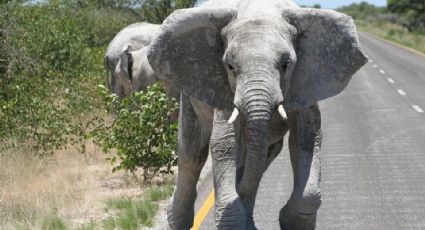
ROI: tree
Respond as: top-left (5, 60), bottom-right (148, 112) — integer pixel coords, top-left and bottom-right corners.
top-left (312, 3), bottom-right (321, 9)
top-left (140, 0), bottom-right (197, 23)
top-left (60, 0), bottom-right (196, 23)
top-left (337, 2), bottom-right (386, 20)
top-left (388, 0), bottom-right (425, 32)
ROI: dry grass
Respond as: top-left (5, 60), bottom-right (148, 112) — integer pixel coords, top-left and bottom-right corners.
top-left (356, 20), bottom-right (425, 55)
top-left (0, 142), bottom-right (150, 230)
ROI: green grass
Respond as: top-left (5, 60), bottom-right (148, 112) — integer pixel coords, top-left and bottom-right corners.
top-left (103, 184), bottom-right (175, 230)
top-left (146, 184), bottom-right (174, 202)
top-left (76, 184), bottom-right (174, 230)
top-left (356, 20), bottom-right (425, 55)
top-left (78, 221), bottom-right (96, 230)
top-left (104, 197), bottom-right (158, 229)
top-left (41, 216), bottom-right (68, 230)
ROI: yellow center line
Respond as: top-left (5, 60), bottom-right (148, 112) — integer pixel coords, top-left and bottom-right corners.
top-left (191, 189), bottom-right (215, 230)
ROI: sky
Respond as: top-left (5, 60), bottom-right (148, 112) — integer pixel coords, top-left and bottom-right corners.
top-left (294, 0), bottom-right (387, 9)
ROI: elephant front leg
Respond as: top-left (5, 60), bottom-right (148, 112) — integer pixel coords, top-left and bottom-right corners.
top-left (238, 139), bottom-right (285, 230)
top-left (210, 109), bottom-right (246, 229)
top-left (168, 96), bottom-right (210, 230)
top-left (279, 104), bottom-right (322, 230)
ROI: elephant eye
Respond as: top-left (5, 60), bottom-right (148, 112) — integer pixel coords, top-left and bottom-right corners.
top-left (282, 61), bottom-right (288, 71)
top-left (227, 63), bottom-right (234, 71)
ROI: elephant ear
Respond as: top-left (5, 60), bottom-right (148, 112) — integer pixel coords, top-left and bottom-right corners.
top-left (283, 8), bottom-right (367, 110)
top-left (118, 43), bottom-right (133, 81)
top-left (129, 47), bottom-right (158, 91)
top-left (148, 8), bottom-right (236, 110)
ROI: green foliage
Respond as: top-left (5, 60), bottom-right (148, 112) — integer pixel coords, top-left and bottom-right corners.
top-left (0, 0), bottom-right (183, 155)
top-left (299, 3), bottom-right (321, 8)
top-left (0, 2), bottom-right (109, 154)
top-left (61, 0), bottom-right (196, 24)
top-left (0, 0), bottom-right (181, 228)
top-left (356, 19), bottom-right (425, 54)
top-left (337, 1), bottom-right (425, 54)
top-left (312, 4), bottom-right (321, 9)
top-left (388, 0), bottom-right (425, 33)
top-left (139, 0), bottom-right (197, 23)
top-left (337, 2), bottom-right (387, 20)
top-left (1, 0), bottom-right (180, 185)
top-left (95, 83), bottom-right (178, 179)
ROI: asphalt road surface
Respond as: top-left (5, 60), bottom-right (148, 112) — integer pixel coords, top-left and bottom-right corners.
top-left (192, 32), bottom-right (425, 229)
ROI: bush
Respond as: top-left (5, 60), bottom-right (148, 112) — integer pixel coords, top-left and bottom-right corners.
top-left (0, 1), bottom-right (132, 154)
top-left (1, 1), bottom-right (181, 177)
top-left (0, 2), bottom-right (103, 153)
top-left (95, 83), bottom-right (178, 180)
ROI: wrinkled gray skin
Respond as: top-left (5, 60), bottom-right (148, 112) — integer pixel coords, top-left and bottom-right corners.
top-left (148, 0), bottom-right (367, 229)
top-left (114, 45), bottom-right (158, 97)
top-left (105, 22), bottom-right (159, 98)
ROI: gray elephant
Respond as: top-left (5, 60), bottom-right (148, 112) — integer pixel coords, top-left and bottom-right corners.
top-left (114, 45), bottom-right (158, 97)
top-left (115, 45), bottom-right (180, 120)
top-left (148, 0), bottom-right (367, 229)
top-left (105, 22), bottom-right (159, 98)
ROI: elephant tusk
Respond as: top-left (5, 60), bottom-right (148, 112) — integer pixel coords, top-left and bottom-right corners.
top-left (228, 108), bottom-right (240, 124)
top-left (278, 105), bottom-right (287, 120)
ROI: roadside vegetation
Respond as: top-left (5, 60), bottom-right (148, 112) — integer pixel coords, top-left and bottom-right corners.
top-left (3, 0), bottom-right (422, 229)
top-left (0, 0), bottom-right (194, 229)
top-left (337, 1), bottom-right (425, 55)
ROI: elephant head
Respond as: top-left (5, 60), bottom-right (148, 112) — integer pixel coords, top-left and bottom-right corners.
top-left (104, 22), bottom-right (160, 98)
top-left (114, 44), bottom-right (158, 98)
top-left (148, 6), bottom-right (367, 195)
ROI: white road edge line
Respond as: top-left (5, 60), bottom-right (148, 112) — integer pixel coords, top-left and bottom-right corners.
top-left (412, 105), bottom-right (424, 113)
top-left (387, 78), bottom-right (395, 84)
top-left (397, 89), bottom-right (406, 96)
top-left (373, 64), bottom-right (378, 68)
top-left (379, 69), bottom-right (385, 74)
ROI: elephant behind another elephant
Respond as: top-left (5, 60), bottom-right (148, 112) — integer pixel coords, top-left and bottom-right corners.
top-left (104, 22), bottom-right (160, 98)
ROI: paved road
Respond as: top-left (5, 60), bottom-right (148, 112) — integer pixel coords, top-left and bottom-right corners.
top-left (193, 32), bottom-right (425, 229)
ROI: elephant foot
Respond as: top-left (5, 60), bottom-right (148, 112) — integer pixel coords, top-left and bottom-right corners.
top-left (215, 196), bottom-right (246, 229)
top-left (245, 215), bottom-right (258, 230)
top-left (279, 204), bottom-right (317, 230)
top-left (167, 198), bottom-right (195, 230)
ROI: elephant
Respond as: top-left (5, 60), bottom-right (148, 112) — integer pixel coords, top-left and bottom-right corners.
top-left (147, 0), bottom-right (367, 229)
top-left (104, 22), bottom-right (160, 98)
top-left (114, 45), bottom-right (158, 97)
top-left (115, 44), bottom-right (180, 120)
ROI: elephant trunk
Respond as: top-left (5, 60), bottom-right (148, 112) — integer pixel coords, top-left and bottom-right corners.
top-left (236, 77), bottom-right (277, 197)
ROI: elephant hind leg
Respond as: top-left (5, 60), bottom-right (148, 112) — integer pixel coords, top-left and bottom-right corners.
top-left (167, 96), bottom-right (211, 230)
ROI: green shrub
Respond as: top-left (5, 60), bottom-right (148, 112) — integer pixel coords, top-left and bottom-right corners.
top-left (95, 83), bottom-right (178, 180)
top-left (0, 2), bottom-right (114, 155)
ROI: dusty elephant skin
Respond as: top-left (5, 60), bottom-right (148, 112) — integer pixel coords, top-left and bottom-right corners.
top-left (147, 0), bottom-right (367, 229)
top-left (104, 22), bottom-right (160, 98)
